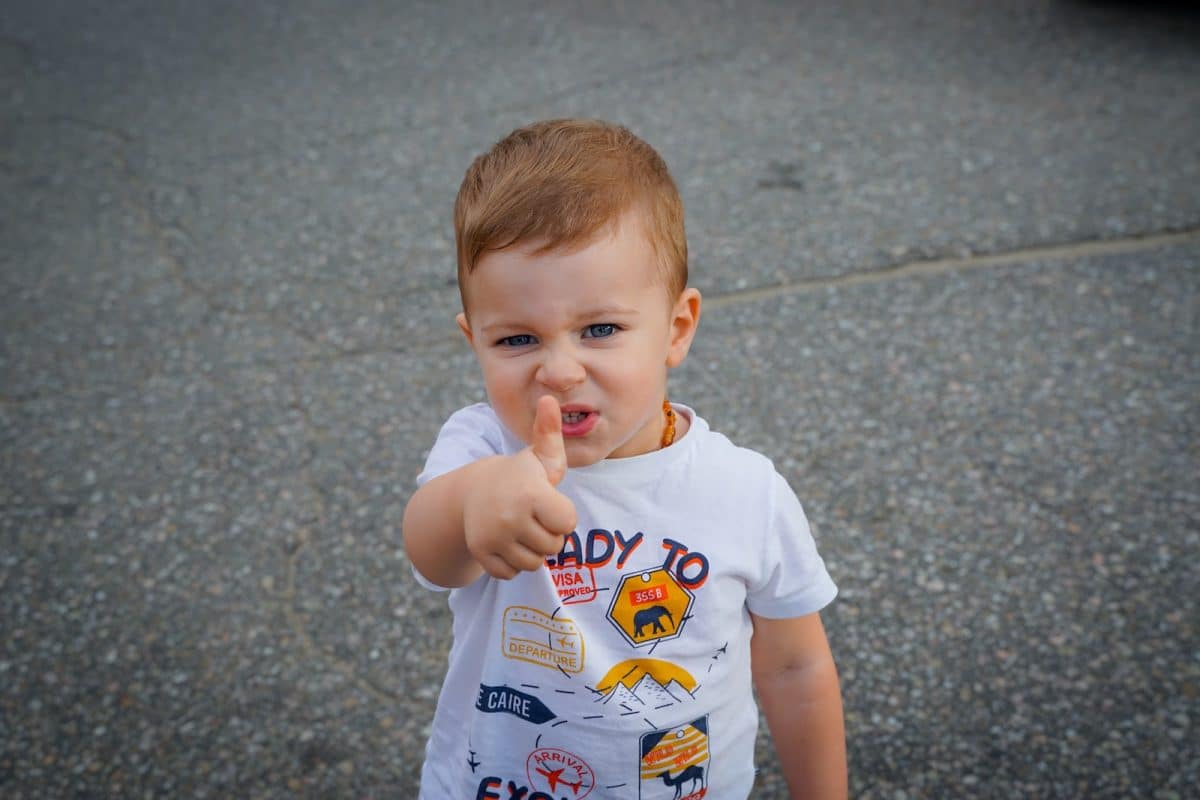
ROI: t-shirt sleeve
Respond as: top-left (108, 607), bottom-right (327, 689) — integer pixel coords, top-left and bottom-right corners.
top-left (410, 404), bottom-right (509, 591)
top-left (745, 471), bottom-right (838, 619)
top-left (416, 404), bottom-right (509, 486)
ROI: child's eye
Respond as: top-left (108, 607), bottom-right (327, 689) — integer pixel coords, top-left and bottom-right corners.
top-left (582, 323), bottom-right (617, 339)
top-left (498, 334), bottom-right (536, 347)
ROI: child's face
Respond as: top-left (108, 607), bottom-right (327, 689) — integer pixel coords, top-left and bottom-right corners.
top-left (457, 215), bottom-right (700, 467)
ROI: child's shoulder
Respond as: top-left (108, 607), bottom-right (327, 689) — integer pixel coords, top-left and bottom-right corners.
top-left (437, 403), bottom-right (522, 452)
top-left (441, 401), bottom-right (500, 430)
top-left (419, 404), bottom-right (523, 485)
top-left (685, 407), bottom-right (783, 484)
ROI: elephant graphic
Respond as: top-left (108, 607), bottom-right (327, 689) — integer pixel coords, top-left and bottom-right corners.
top-left (658, 764), bottom-right (705, 799)
top-left (633, 604), bottom-right (675, 638)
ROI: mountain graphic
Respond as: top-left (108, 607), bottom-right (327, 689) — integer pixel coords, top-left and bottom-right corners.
top-left (598, 682), bottom-right (643, 707)
top-left (598, 673), bottom-right (694, 709)
top-left (663, 680), bottom-right (693, 701)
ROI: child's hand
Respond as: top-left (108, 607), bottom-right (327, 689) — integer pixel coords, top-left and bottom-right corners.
top-left (462, 395), bottom-right (577, 579)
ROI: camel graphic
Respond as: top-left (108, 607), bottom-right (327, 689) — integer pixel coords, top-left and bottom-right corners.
top-left (657, 764), bottom-right (705, 799)
top-left (633, 604), bottom-right (675, 638)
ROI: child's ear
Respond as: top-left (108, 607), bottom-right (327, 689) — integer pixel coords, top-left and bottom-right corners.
top-left (455, 312), bottom-right (475, 347)
top-left (665, 288), bottom-right (702, 368)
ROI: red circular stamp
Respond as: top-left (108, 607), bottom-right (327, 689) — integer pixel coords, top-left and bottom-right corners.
top-left (525, 747), bottom-right (595, 799)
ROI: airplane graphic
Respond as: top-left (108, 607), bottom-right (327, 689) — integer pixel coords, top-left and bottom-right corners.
top-left (712, 642), bottom-right (728, 659)
top-left (557, 635), bottom-right (574, 649)
top-left (535, 762), bottom-right (583, 794)
top-left (467, 750), bottom-right (480, 773)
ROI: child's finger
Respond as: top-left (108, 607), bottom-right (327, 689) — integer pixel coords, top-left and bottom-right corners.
top-left (478, 552), bottom-right (518, 580)
top-left (501, 541), bottom-right (552, 574)
top-left (530, 394), bottom-right (568, 484)
top-left (533, 486), bottom-right (577, 538)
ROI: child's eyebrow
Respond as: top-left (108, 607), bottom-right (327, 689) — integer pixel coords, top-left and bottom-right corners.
top-left (578, 304), bottom-right (640, 318)
top-left (478, 320), bottom-right (527, 336)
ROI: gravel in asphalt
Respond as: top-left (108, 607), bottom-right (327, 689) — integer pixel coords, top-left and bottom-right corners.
top-left (2, 1), bottom-right (1197, 797)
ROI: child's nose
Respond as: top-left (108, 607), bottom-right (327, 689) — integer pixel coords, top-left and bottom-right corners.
top-left (535, 346), bottom-right (585, 392)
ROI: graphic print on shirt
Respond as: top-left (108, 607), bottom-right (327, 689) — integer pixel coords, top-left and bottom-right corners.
top-left (474, 743), bottom-right (596, 800)
top-left (639, 716), bottom-right (710, 800)
top-left (548, 561), bottom-right (597, 605)
top-left (546, 528), bottom-right (711, 610)
top-left (589, 659), bottom-right (698, 719)
top-left (546, 528), bottom-right (646, 605)
top-left (476, 683), bottom-right (558, 725)
top-left (527, 747), bottom-right (596, 798)
top-left (502, 606), bottom-right (585, 674)
top-left (607, 567), bottom-right (694, 647)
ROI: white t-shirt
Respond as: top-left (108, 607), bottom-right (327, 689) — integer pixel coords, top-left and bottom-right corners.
top-left (414, 403), bottom-right (836, 800)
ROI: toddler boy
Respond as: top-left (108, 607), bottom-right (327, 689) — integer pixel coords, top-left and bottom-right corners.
top-left (403, 118), bottom-right (846, 799)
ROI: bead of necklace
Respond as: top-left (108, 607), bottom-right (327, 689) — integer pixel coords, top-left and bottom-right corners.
top-left (660, 400), bottom-right (676, 448)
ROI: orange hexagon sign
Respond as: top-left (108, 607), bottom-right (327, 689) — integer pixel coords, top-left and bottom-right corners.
top-left (606, 567), bottom-right (694, 648)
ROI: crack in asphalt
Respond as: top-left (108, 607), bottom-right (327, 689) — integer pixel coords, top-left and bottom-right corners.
top-left (281, 529), bottom-right (399, 706)
top-left (276, 363), bottom-right (401, 705)
top-left (703, 227), bottom-right (1200, 310)
top-left (9, 112), bottom-right (1199, 709)
top-left (6, 113), bottom-right (402, 700)
top-left (14, 114), bottom-right (1199, 390)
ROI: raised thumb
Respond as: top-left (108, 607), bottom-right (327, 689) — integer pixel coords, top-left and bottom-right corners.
top-left (531, 395), bottom-right (568, 484)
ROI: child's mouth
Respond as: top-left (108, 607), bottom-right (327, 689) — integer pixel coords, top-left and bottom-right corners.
top-left (560, 409), bottom-right (598, 436)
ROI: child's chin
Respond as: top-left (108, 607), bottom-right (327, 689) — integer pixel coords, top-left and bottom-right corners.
top-left (564, 443), bottom-right (606, 469)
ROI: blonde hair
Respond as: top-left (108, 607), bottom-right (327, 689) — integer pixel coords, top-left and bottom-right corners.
top-left (454, 118), bottom-right (687, 305)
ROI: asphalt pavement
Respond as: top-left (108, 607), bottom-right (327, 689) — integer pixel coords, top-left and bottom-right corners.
top-left (2, 1), bottom-right (1198, 797)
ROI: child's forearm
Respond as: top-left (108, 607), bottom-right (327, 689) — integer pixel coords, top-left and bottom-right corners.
top-left (402, 458), bottom-right (496, 588)
top-left (751, 612), bottom-right (847, 799)
top-left (756, 654), bottom-right (847, 799)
